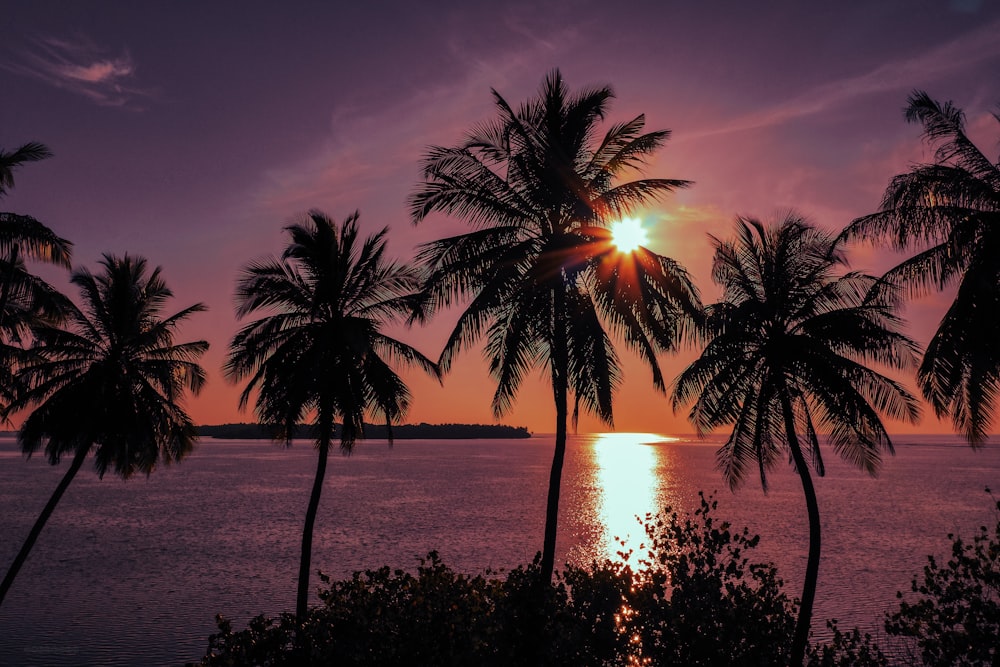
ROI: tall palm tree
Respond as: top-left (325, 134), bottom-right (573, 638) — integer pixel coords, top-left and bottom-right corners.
top-left (0, 254), bottom-right (207, 607)
top-left (841, 91), bottom-right (1000, 444)
top-left (410, 70), bottom-right (701, 581)
top-left (224, 211), bottom-right (439, 624)
top-left (671, 214), bottom-right (920, 665)
top-left (0, 140), bottom-right (73, 338)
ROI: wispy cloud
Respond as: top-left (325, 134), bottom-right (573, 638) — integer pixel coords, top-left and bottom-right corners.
top-left (4, 35), bottom-right (153, 108)
top-left (250, 43), bottom-right (566, 227)
top-left (685, 18), bottom-right (1000, 141)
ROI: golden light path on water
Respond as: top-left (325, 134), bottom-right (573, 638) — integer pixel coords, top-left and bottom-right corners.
top-left (589, 432), bottom-right (681, 565)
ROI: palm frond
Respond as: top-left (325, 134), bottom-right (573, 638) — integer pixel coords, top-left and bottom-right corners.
top-left (906, 91), bottom-right (999, 186)
top-left (0, 141), bottom-right (52, 196)
top-left (0, 213), bottom-right (72, 266)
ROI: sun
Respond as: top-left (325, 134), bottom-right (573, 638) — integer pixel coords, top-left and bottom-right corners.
top-left (610, 218), bottom-right (648, 253)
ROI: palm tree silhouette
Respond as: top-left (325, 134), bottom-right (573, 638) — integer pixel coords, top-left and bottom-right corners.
top-left (0, 254), bottom-right (207, 607)
top-left (0, 140), bottom-right (72, 339)
top-left (842, 91), bottom-right (1000, 444)
top-left (225, 211), bottom-right (438, 625)
top-left (671, 214), bottom-right (920, 665)
top-left (410, 70), bottom-right (700, 581)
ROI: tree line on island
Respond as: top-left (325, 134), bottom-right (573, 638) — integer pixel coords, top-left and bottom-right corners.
top-left (196, 422), bottom-right (531, 439)
top-left (1, 71), bottom-right (998, 665)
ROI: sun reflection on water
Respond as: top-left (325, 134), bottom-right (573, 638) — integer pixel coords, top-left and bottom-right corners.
top-left (590, 432), bottom-right (677, 565)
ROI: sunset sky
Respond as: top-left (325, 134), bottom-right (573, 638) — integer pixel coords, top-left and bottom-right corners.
top-left (3, 1), bottom-right (999, 435)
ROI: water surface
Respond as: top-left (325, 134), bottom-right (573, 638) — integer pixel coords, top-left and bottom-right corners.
top-left (1, 433), bottom-right (997, 666)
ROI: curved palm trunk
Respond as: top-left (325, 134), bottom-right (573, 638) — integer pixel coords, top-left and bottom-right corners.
top-left (296, 428), bottom-right (331, 625)
top-left (0, 445), bottom-right (86, 607)
top-left (541, 367), bottom-right (568, 582)
top-left (779, 388), bottom-right (820, 666)
top-left (540, 287), bottom-right (569, 583)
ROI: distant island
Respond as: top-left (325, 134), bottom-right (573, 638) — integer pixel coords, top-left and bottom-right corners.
top-left (196, 422), bottom-right (532, 440)
top-left (0, 423), bottom-right (531, 440)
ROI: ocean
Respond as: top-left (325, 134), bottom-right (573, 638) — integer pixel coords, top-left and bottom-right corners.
top-left (1, 433), bottom-right (997, 666)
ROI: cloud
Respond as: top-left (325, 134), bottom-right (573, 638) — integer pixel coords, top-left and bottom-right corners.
top-left (247, 8), bottom-right (594, 232)
top-left (4, 34), bottom-right (152, 108)
top-left (249, 47), bottom-right (569, 231)
top-left (684, 18), bottom-right (1000, 141)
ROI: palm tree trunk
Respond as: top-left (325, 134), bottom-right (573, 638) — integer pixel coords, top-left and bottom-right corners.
top-left (296, 426), bottom-right (331, 625)
top-left (541, 287), bottom-right (569, 583)
top-left (541, 367), bottom-right (568, 582)
top-left (779, 388), bottom-right (820, 666)
top-left (0, 445), bottom-right (86, 607)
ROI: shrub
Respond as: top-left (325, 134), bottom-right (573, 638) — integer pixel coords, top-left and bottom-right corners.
top-left (196, 493), bottom-right (882, 666)
top-left (884, 490), bottom-right (1000, 667)
top-left (805, 620), bottom-right (889, 667)
top-left (200, 554), bottom-right (510, 666)
top-left (611, 492), bottom-right (798, 665)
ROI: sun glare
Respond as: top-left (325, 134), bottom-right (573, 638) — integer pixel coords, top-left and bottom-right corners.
top-left (592, 433), bottom-right (660, 564)
top-left (610, 218), bottom-right (648, 253)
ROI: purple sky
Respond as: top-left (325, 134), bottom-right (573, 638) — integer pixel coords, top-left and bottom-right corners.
top-left (3, 1), bottom-right (999, 433)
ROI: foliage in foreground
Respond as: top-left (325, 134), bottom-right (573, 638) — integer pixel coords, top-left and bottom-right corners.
top-left (885, 490), bottom-right (1000, 667)
top-left (195, 491), bottom-right (1000, 667)
top-left (197, 494), bottom-right (870, 666)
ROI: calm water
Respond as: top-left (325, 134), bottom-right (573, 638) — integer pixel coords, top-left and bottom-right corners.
top-left (1, 433), bottom-right (998, 666)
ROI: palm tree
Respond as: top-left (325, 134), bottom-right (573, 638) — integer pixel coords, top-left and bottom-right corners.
top-left (0, 254), bottom-right (207, 607)
top-left (410, 70), bottom-right (701, 581)
top-left (841, 91), bottom-right (1000, 445)
top-left (224, 211), bottom-right (439, 624)
top-left (0, 140), bottom-right (73, 339)
top-left (671, 214), bottom-right (920, 665)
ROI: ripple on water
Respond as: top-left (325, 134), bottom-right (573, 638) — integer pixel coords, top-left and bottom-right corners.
top-left (0, 435), bottom-right (998, 665)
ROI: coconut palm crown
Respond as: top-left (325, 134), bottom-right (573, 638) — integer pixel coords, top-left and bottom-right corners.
top-left (410, 70), bottom-right (701, 581)
top-left (842, 91), bottom-right (1000, 444)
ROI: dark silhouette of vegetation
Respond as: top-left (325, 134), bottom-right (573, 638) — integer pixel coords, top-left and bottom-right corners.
top-left (410, 69), bottom-right (700, 582)
top-left (196, 492), bottom-right (911, 666)
top-left (6, 89), bottom-right (997, 667)
top-left (0, 141), bottom-right (51, 196)
top-left (0, 254), bottom-right (207, 607)
top-left (805, 621), bottom-right (888, 667)
top-left (197, 422), bottom-right (530, 439)
top-left (671, 214), bottom-right (921, 665)
top-left (196, 495), bottom-right (811, 666)
top-left (0, 140), bottom-right (73, 389)
top-left (885, 489), bottom-right (1000, 666)
top-left (842, 91), bottom-right (1000, 445)
top-left (224, 211), bottom-right (439, 628)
